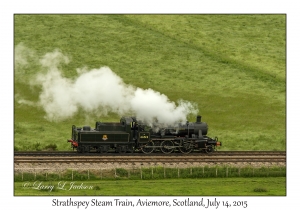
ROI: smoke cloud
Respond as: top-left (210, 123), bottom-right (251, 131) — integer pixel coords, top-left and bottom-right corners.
top-left (15, 45), bottom-right (199, 125)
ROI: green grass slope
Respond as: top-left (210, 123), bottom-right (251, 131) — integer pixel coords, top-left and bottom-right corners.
top-left (14, 14), bottom-right (286, 151)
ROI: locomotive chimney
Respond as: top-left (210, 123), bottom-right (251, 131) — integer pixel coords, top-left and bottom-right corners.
top-left (196, 115), bottom-right (202, 123)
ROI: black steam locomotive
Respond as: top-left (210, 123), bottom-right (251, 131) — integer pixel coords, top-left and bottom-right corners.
top-left (67, 116), bottom-right (221, 154)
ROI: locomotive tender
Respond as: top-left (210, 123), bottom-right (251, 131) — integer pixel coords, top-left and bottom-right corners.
top-left (67, 116), bottom-right (221, 154)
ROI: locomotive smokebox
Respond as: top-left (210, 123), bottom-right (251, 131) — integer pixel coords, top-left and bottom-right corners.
top-left (196, 115), bottom-right (202, 123)
top-left (175, 120), bottom-right (208, 137)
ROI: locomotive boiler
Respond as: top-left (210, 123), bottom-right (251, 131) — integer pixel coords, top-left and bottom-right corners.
top-left (67, 116), bottom-right (221, 154)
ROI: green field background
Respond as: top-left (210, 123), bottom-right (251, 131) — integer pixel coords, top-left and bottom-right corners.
top-left (14, 14), bottom-right (286, 151)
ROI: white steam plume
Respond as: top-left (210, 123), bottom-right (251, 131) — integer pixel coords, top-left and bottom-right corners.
top-left (14, 42), bottom-right (36, 75)
top-left (19, 48), bottom-right (199, 125)
top-left (14, 43), bottom-right (33, 68)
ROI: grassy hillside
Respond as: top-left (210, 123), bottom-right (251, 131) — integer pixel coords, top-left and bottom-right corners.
top-left (14, 14), bottom-right (286, 151)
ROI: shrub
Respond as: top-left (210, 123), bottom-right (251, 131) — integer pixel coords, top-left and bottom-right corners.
top-left (116, 168), bottom-right (128, 177)
top-left (94, 186), bottom-right (101, 190)
top-left (34, 142), bottom-right (41, 151)
top-left (253, 187), bottom-right (268, 192)
top-left (44, 143), bottom-right (57, 151)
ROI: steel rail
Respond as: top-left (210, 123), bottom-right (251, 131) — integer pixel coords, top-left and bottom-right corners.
top-left (14, 155), bottom-right (286, 163)
top-left (14, 151), bottom-right (286, 157)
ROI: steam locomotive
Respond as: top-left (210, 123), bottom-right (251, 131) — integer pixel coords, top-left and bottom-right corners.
top-left (67, 116), bottom-right (221, 154)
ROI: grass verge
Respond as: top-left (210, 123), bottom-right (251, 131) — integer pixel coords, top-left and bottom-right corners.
top-left (14, 177), bottom-right (286, 196)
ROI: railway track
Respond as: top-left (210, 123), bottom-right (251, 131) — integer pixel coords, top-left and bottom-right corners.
top-left (14, 150), bottom-right (286, 157)
top-left (14, 151), bottom-right (286, 164)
